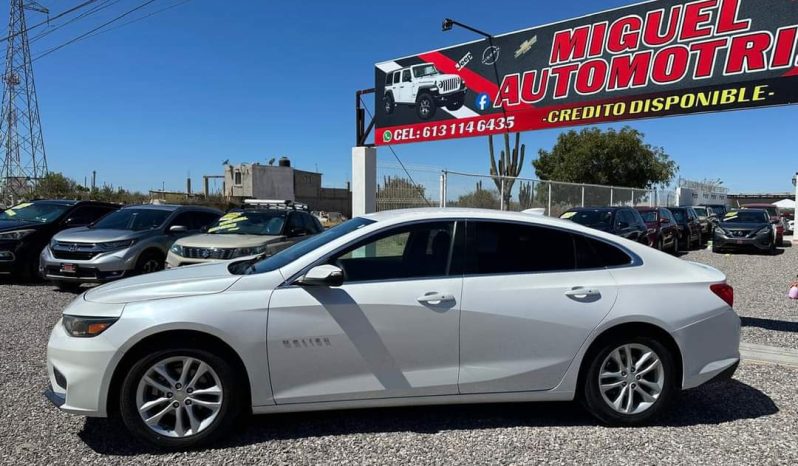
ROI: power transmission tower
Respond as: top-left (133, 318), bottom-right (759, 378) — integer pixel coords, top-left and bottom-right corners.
top-left (0, 0), bottom-right (49, 205)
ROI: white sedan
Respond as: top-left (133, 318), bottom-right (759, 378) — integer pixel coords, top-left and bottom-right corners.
top-left (45, 208), bottom-right (740, 448)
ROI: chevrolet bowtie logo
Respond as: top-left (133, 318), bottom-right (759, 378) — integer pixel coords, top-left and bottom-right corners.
top-left (515, 35), bottom-right (538, 58)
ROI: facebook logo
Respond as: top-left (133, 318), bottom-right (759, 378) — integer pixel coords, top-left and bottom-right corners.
top-left (475, 93), bottom-right (491, 111)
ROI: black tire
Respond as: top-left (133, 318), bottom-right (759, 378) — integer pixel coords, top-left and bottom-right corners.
top-left (582, 336), bottom-right (677, 426)
top-left (56, 282), bottom-right (82, 293)
top-left (135, 250), bottom-right (164, 275)
top-left (695, 232), bottom-right (702, 249)
top-left (383, 93), bottom-right (395, 114)
top-left (712, 244), bottom-right (720, 253)
top-left (656, 237), bottom-right (664, 251)
top-left (445, 98), bottom-right (464, 111)
top-left (119, 347), bottom-right (242, 449)
top-left (416, 93), bottom-right (436, 120)
top-left (671, 237), bottom-right (679, 255)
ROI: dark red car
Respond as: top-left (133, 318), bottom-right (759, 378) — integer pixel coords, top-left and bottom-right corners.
top-left (741, 204), bottom-right (784, 245)
top-left (636, 207), bottom-right (680, 253)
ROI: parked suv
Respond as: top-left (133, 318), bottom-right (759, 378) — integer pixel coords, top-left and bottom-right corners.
top-left (166, 204), bottom-right (323, 268)
top-left (0, 200), bottom-right (118, 280)
top-left (668, 207), bottom-right (703, 250)
top-left (383, 63), bottom-right (466, 120)
top-left (559, 207), bottom-right (649, 244)
top-left (41, 204), bottom-right (221, 290)
top-left (691, 206), bottom-right (714, 238)
top-left (635, 207), bottom-right (679, 253)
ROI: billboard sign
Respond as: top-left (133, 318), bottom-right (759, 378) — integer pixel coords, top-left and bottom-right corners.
top-left (374, 0), bottom-right (798, 145)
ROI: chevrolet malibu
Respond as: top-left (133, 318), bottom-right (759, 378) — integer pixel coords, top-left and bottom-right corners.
top-left (45, 209), bottom-right (740, 449)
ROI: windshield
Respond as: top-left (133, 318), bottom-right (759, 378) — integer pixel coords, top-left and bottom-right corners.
top-left (208, 211), bottom-right (286, 235)
top-left (233, 217), bottom-right (375, 275)
top-left (693, 207), bottom-right (707, 216)
top-left (561, 210), bottom-right (613, 228)
top-left (638, 211), bottom-right (658, 223)
top-left (0, 202), bottom-right (69, 223)
top-left (92, 208), bottom-right (170, 231)
top-left (723, 211), bottom-right (769, 223)
top-left (743, 206), bottom-right (778, 217)
top-left (671, 209), bottom-right (686, 222)
top-left (413, 64), bottom-right (440, 78)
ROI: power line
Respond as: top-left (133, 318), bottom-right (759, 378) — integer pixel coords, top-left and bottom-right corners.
top-left (358, 95), bottom-right (433, 207)
top-left (32, 0), bottom-right (158, 61)
top-left (30, 0), bottom-right (124, 44)
top-left (0, 0), bottom-right (100, 43)
top-left (80, 0), bottom-right (193, 42)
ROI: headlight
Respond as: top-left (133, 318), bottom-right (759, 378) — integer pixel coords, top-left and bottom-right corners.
top-left (755, 226), bottom-right (772, 236)
top-left (230, 245), bottom-right (268, 258)
top-left (0, 229), bottom-right (35, 240)
top-left (97, 239), bottom-right (136, 251)
top-left (170, 243), bottom-right (184, 256)
top-left (62, 315), bottom-right (118, 338)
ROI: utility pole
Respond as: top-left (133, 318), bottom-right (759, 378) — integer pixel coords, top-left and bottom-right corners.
top-left (0, 0), bottom-right (49, 205)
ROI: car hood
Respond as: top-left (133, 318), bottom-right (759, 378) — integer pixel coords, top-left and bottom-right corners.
top-left (176, 233), bottom-right (285, 248)
top-left (0, 219), bottom-right (42, 231)
top-left (83, 261), bottom-right (241, 304)
top-left (54, 227), bottom-right (148, 243)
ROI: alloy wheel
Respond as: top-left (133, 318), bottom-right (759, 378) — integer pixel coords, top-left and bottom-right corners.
top-left (597, 343), bottom-right (664, 415)
top-left (419, 100), bottom-right (431, 116)
top-left (141, 259), bottom-right (162, 274)
top-left (136, 356), bottom-right (223, 438)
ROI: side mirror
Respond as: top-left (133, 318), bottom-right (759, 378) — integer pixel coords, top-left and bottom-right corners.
top-left (169, 225), bottom-right (188, 233)
top-left (659, 218), bottom-right (670, 224)
top-left (298, 264), bottom-right (344, 287)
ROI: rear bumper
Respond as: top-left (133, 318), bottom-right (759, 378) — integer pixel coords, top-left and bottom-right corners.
top-left (675, 310), bottom-right (741, 390)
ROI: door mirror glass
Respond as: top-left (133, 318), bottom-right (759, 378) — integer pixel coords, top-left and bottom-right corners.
top-left (169, 225), bottom-right (188, 233)
top-left (298, 264), bottom-right (344, 287)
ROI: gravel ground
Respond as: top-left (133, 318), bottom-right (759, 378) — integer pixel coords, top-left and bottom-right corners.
top-left (1, 243), bottom-right (797, 465)
top-left (680, 236), bottom-right (798, 349)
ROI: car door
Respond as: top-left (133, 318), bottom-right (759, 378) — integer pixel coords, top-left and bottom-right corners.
top-left (267, 220), bottom-right (463, 404)
top-left (659, 209), bottom-right (676, 245)
top-left (458, 221), bottom-right (620, 393)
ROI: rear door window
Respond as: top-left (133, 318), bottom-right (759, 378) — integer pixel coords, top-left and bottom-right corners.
top-left (466, 221), bottom-right (575, 275)
top-left (574, 234), bottom-right (633, 269)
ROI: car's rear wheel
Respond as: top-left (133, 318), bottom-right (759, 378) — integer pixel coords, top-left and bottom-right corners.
top-left (416, 93), bottom-right (436, 120)
top-left (120, 348), bottom-right (241, 449)
top-left (582, 337), bottom-right (676, 426)
top-left (135, 251), bottom-right (164, 275)
top-left (657, 236), bottom-right (664, 251)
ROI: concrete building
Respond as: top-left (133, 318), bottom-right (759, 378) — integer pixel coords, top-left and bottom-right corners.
top-left (224, 158), bottom-right (352, 217)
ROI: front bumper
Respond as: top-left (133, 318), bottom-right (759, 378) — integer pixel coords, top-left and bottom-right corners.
top-left (674, 309), bottom-right (741, 390)
top-left (41, 246), bottom-right (137, 283)
top-left (713, 232), bottom-right (772, 251)
top-left (432, 89), bottom-right (466, 105)
top-left (46, 318), bottom-right (119, 417)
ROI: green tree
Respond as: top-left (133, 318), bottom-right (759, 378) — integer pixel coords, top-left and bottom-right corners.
top-left (533, 127), bottom-right (677, 188)
top-left (377, 176), bottom-right (428, 209)
top-left (32, 172), bottom-right (81, 199)
top-left (453, 180), bottom-right (500, 209)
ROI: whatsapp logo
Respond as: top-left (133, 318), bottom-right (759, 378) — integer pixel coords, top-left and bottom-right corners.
top-left (382, 131), bottom-right (393, 143)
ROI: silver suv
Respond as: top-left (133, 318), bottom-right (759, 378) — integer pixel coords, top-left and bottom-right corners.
top-left (41, 204), bottom-right (221, 290)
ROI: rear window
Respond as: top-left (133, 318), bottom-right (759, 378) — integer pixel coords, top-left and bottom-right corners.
top-left (561, 210), bottom-right (613, 228)
top-left (638, 210), bottom-right (658, 223)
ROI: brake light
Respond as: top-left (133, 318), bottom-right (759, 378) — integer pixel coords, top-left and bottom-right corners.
top-left (710, 283), bottom-right (734, 307)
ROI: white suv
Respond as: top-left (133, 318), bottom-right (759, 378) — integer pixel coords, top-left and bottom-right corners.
top-left (384, 63), bottom-right (466, 120)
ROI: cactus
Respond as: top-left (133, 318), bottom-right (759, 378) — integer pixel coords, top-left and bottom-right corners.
top-left (489, 132), bottom-right (525, 210)
top-left (518, 181), bottom-right (533, 209)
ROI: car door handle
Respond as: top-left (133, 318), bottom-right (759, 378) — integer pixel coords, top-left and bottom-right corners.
top-left (417, 292), bottom-right (455, 304)
top-left (564, 287), bottom-right (601, 299)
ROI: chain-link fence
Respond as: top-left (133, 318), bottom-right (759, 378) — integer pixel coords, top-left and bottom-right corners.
top-left (376, 164), bottom-right (677, 216)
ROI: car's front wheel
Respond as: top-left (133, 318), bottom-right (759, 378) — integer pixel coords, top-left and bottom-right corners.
top-left (120, 348), bottom-right (242, 449)
top-left (384, 93), bottom-right (395, 114)
top-left (582, 337), bottom-right (676, 426)
top-left (416, 93), bottom-right (436, 120)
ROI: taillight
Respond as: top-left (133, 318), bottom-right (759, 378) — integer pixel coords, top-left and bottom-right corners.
top-left (710, 283), bottom-right (734, 307)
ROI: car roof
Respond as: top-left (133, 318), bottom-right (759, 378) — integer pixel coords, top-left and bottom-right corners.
top-left (29, 199), bottom-right (80, 206)
top-left (567, 207), bottom-right (623, 211)
top-left (118, 204), bottom-right (219, 213)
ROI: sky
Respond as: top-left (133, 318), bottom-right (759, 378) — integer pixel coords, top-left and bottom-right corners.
top-left (2, 0), bottom-right (797, 195)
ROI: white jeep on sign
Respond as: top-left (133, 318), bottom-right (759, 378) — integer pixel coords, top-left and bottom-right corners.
top-left (384, 63), bottom-right (466, 120)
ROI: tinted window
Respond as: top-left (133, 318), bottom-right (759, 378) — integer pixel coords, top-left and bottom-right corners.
top-left (467, 222), bottom-right (575, 275)
top-left (693, 207), bottom-right (707, 216)
top-left (393, 72), bottom-right (400, 85)
top-left (0, 202), bottom-right (70, 223)
top-left (332, 221), bottom-right (454, 282)
top-left (193, 211), bottom-right (222, 230)
top-left (67, 205), bottom-right (115, 225)
top-left (671, 209), bottom-right (686, 222)
top-left (300, 212), bottom-right (322, 234)
top-left (402, 70), bottom-right (411, 82)
top-left (638, 210), bottom-right (658, 223)
top-left (616, 210), bottom-right (633, 228)
top-left (287, 213), bottom-right (306, 235)
top-left (574, 234), bottom-right (633, 269)
top-left (92, 208), bottom-right (170, 231)
top-left (170, 212), bottom-right (200, 230)
top-left (563, 209), bottom-right (613, 229)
